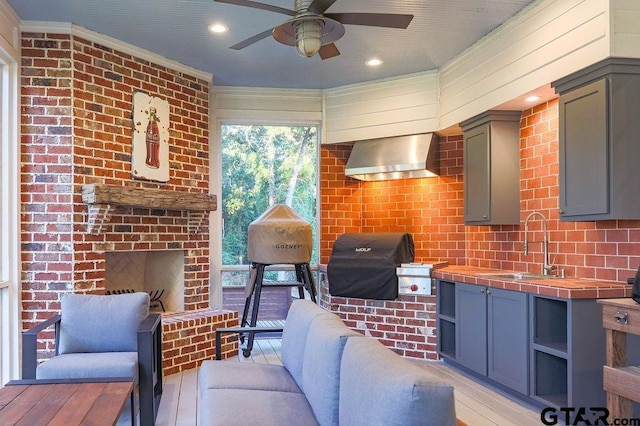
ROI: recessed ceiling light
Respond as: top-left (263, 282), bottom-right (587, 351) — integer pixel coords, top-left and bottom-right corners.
top-left (366, 58), bottom-right (383, 67)
top-left (208, 23), bottom-right (229, 34)
top-left (525, 95), bottom-right (541, 102)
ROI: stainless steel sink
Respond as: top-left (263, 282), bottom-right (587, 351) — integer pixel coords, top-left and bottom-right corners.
top-left (480, 273), bottom-right (558, 280)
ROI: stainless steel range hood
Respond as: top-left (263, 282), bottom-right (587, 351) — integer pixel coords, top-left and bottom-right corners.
top-left (345, 133), bottom-right (439, 181)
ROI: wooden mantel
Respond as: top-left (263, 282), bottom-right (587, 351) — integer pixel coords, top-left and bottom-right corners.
top-left (81, 184), bottom-right (217, 235)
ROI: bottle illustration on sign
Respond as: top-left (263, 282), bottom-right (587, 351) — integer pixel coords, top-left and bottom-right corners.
top-left (145, 107), bottom-right (160, 168)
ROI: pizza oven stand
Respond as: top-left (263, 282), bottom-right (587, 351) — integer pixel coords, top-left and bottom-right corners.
top-left (240, 262), bottom-right (316, 357)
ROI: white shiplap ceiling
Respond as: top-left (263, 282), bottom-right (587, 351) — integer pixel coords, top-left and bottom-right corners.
top-left (7, 0), bottom-right (538, 89)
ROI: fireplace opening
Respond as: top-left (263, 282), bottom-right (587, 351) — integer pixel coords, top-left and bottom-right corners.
top-left (105, 250), bottom-right (185, 312)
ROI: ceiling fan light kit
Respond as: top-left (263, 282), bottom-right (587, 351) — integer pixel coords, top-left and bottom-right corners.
top-left (215, 0), bottom-right (413, 59)
top-left (272, 16), bottom-right (345, 58)
top-left (294, 20), bottom-right (322, 57)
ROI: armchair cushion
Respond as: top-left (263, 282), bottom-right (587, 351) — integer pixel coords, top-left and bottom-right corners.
top-left (58, 293), bottom-right (150, 354)
top-left (36, 352), bottom-right (138, 380)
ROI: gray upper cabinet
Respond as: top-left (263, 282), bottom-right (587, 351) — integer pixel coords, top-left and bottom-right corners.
top-left (553, 58), bottom-right (640, 221)
top-left (461, 111), bottom-right (521, 225)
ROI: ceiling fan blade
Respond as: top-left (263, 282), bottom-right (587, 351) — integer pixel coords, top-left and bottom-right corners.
top-left (319, 43), bottom-right (340, 60)
top-left (308, 0), bottom-right (338, 14)
top-left (230, 28), bottom-right (275, 50)
top-left (213, 0), bottom-right (295, 16)
top-left (325, 13), bottom-right (413, 29)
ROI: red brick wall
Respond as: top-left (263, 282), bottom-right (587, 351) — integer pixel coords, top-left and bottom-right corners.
top-left (162, 310), bottom-right (239, 375)
top-left (466, 99), bottom-right (640, 282)
top-left (319, 135), bottom-right (465, 359)
top-left (319, 100), bottom-right (640, 359)
top-left (20, 32), bottom-right (212, 362)
top-left (319, 136), bottom-right (465, 265)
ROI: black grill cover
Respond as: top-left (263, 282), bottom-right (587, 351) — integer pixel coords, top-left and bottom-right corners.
top-left (327, 233), bottom-right (415, 300)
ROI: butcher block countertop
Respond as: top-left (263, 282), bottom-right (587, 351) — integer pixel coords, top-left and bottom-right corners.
top-left (434, 265), bottom-right (632, 299)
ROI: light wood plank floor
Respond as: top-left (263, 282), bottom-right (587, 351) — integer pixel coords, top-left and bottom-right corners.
top-left (154, 339), bottom-right (542, 426)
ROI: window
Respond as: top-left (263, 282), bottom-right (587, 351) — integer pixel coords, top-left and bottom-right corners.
top-left (220, 124), bottom-right (319, 288)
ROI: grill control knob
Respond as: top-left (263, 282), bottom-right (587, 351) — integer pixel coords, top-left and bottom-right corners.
top-left (410, 284), bottom-right (418, 292)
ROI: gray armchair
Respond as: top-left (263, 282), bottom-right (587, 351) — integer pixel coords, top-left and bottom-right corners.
top-left (22, 292), bottom-right (163, 426)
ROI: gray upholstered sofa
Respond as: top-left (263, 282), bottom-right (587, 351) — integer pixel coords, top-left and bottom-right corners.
top-left (199, 300), bottom-right (457, 426)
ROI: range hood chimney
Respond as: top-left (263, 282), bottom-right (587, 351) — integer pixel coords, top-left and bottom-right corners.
top-left (345, 133), bottom-right (439, 181)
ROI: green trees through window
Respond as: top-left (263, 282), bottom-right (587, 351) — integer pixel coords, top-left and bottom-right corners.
top-left (221, 124), bottom-right (318, 273)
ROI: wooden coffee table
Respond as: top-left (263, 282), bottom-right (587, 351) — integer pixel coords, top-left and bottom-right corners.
top-left (0, 378), bottom-right (135, 425)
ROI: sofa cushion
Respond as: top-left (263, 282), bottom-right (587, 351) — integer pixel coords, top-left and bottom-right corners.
top-left (59, 293), bottom-right (150, 354)
top-left (36, 352), bottom-right (138, 380)
top-left (339, 337), bottom-right (457, 426)
top-left (200, 388), bottom-right (319, 426)
top-left (281, 300), bottom-right (329, 388)
top-left (302, 313), bottom-right (360, 426)
top-left (198, 361), bottom-right (302, 394)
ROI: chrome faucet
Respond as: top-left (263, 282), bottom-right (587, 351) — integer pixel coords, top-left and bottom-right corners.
top-left (523, 211), bottom-right (555, 275)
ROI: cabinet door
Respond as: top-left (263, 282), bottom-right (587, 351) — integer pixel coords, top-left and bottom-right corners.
top-left (455, 282), bottom-right (487, 375)
top-left (559, 79), bottom-right (609, 218)
top-left (487, 288), bottom-right (528, 394)
top-left (464, 124), bottom-right (491, 223)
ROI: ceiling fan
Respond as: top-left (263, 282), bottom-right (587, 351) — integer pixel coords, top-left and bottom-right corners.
top-left (214, 0), bottom-right (414, 59)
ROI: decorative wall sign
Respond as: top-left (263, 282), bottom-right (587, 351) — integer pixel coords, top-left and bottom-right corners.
top-left (132, 92), bottom-right (170, 182)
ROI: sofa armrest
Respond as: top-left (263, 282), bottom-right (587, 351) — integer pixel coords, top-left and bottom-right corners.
top-left (215, 326), bottom-right (283, 360)
top-left (137, 313), bottom-right (162, 425)
top-left (22, 315), bottom-right (61, 379)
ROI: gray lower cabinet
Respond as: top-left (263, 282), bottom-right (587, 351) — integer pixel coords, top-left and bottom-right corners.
top-left (488, 288), bottom-right (529, 394)
top-left (455, 282), bottom-right (528, 394)
top-left (437, 279), bottom-right (608, 414)
top-left (529, 295), bottom-right (605, 409)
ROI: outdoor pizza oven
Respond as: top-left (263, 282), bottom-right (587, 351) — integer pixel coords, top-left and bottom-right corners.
top-left (247, 204), bottom-right (312, 265)
top-left (327, 233), bottom-right (415, 300)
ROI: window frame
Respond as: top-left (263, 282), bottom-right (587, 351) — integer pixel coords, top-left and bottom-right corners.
top-left (210, 118), bottom-right (321, 308)
top-left (0, 43), bottom-right (21, 385)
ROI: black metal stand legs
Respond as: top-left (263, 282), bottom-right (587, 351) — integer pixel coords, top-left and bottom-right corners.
top-left (239, 263), bottom-right (317, 357)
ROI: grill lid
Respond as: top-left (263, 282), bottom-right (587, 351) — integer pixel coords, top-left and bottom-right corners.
top-left (327, 233), bottom-right (415, 300)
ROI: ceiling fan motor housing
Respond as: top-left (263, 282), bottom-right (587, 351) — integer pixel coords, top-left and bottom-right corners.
top-left (295, 0), bottom-right (312, 13)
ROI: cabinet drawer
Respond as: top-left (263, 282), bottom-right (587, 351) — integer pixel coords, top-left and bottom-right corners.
top-left (602, 304), bottom-right (640, 335)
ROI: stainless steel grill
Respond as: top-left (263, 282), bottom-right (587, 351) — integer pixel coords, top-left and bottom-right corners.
top-left (396, 262), bottom-right (448, 296)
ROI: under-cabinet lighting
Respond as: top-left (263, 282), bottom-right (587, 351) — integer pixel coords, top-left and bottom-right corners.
top-left (366, 58), bottom-right (383, 67)
top-left (525, 95), bottom-right (541, 102)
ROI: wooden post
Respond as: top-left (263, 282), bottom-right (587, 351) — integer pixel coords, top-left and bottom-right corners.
top-left (599, 298), bottom-right (640, 421)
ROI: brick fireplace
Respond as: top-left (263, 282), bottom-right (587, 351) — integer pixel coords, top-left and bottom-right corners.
top-left (105, 249), bottom-right (186, 312)
top-left (20, 30), bottom-right (238, 375)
